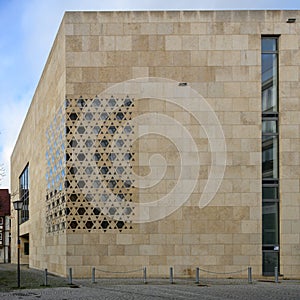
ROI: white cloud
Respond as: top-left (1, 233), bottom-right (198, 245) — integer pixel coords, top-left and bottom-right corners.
top-left (0, 89), bottom-right (32, 188)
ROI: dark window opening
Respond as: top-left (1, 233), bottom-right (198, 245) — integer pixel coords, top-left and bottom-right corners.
top-left (24, 242), bottom-right (29, 255)
top-left (261, 36), bottom-right (280, 276)
top-left (19, 164), bottom-right (29, 223)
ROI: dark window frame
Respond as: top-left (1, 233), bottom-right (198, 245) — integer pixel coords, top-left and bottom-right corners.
top-left (24, 242), bottom-right (29, 255)
top-left (19, 164), bottom-right (29, 223)
top-left (261, 35), bottom-right (280, 276)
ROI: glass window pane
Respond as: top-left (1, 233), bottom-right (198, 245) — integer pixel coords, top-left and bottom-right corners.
top-left (263, 251), bottom-right (279, 275)
top-left (262, 136), bottom-right (278, 178)
top-left (262, 38), bottom-right (277, 52)
top-left (19, 165), bottom-right (29, 223)
top-left (262, 85), bottom-right (278, 112)
top-left (262, 187), bottom-right (278, 199)
top-left (262, 54), bottom-right (277, 82)
top-left (262, 202), bottom-right (279, 244)
top-left (262, 54), bottom-right (277, 112)
top-left (262, 120), bottom-right (277, 134)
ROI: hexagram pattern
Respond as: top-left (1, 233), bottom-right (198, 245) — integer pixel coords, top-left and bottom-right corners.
top-left (46, 96), bottom-right (135, 234)
top-left (45, 107), bottom-right (67, 233)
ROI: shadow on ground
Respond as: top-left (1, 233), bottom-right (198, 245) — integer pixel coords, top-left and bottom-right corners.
top-left (0, 264), bottom-right (68, 292)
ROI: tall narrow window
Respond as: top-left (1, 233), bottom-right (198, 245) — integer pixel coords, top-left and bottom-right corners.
top-left (19, 164), bottom-right (29, 223)
top-left (261, 37), bottom-right (280, 276)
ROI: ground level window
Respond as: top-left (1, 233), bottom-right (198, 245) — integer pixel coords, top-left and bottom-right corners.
top-left (24, 242), bottom-right (29, 255)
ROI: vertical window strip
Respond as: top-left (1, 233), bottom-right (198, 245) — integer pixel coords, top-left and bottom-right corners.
top-left (19, 164), bottom-right (29, 223)
top-left (261, 36), bottom-right (280, 276)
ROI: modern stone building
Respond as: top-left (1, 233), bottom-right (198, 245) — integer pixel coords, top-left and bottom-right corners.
top-left (11, 10), bottom-right (300, 278)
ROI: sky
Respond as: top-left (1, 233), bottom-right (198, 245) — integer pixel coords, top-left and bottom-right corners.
top-left (0, 0), bottom-right (299, 189)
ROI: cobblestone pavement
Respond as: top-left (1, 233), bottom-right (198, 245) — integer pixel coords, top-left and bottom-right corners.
top-left (0, 265), bottom-right (299, 299)
top-left (0, 279), bottom-right (300, 299)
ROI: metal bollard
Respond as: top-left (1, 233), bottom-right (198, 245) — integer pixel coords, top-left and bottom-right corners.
top-left (170, 267), bottom-right (174, 284)
top-left (275, 266), bottom-right (279, 283)
top-left (92, 267), bottom-right (96, 283)
top-left (248, 267), bottom-right (252, 284)
top-left (44, 268), bottom-right (48, 286)
top-left (195, 267), bottom-right (200, 284)
top-left (68, 267), bottom-right (73, 285)
top-left (143, 267), bottom-right (147, 284)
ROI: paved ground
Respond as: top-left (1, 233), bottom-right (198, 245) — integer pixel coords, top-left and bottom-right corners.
top-left (0, 263), bottom-right (68, 291)
top-left (0, 264), bottom-right (300, 299)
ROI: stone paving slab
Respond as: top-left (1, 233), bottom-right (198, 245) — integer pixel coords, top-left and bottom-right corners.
top-left (0, 281), bottom-right (300, 300)
top-left (0, 264), bottom-right (299, 299)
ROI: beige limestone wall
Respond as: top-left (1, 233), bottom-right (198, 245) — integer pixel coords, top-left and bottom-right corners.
top-left (63, 10), bottom-right (300, 278)
top-left (63, 10), bottom-right (262, 278)
top-left (11, 20), bottom-right (67, 275)
top-left (11, 10), bottom-right (300, 278)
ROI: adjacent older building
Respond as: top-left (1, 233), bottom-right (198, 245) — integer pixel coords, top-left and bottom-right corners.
top-left (0, 189), bottom-right (10, 263)
top-left (11, 10), bottom-right (300, 278)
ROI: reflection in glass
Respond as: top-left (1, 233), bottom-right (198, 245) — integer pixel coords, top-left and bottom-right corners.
top-left (19, 165), bottom-right (29, 223)
top-left (261, 37), bottom-right (279, 276)
top-left (262, 38), bottom-right (277, 52)
top-left (262, 136), bottom-right (278, 178)
top-left (263, 252), bottom-right (279, 275)
top-left (262, 54), bottom-right (277, 112)
top-left (262, 120), bottom-right (277, 134)
top-left (262, 187), bottom-right (278, 200)
top-left (263, 202), bottom-right (279, 244)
